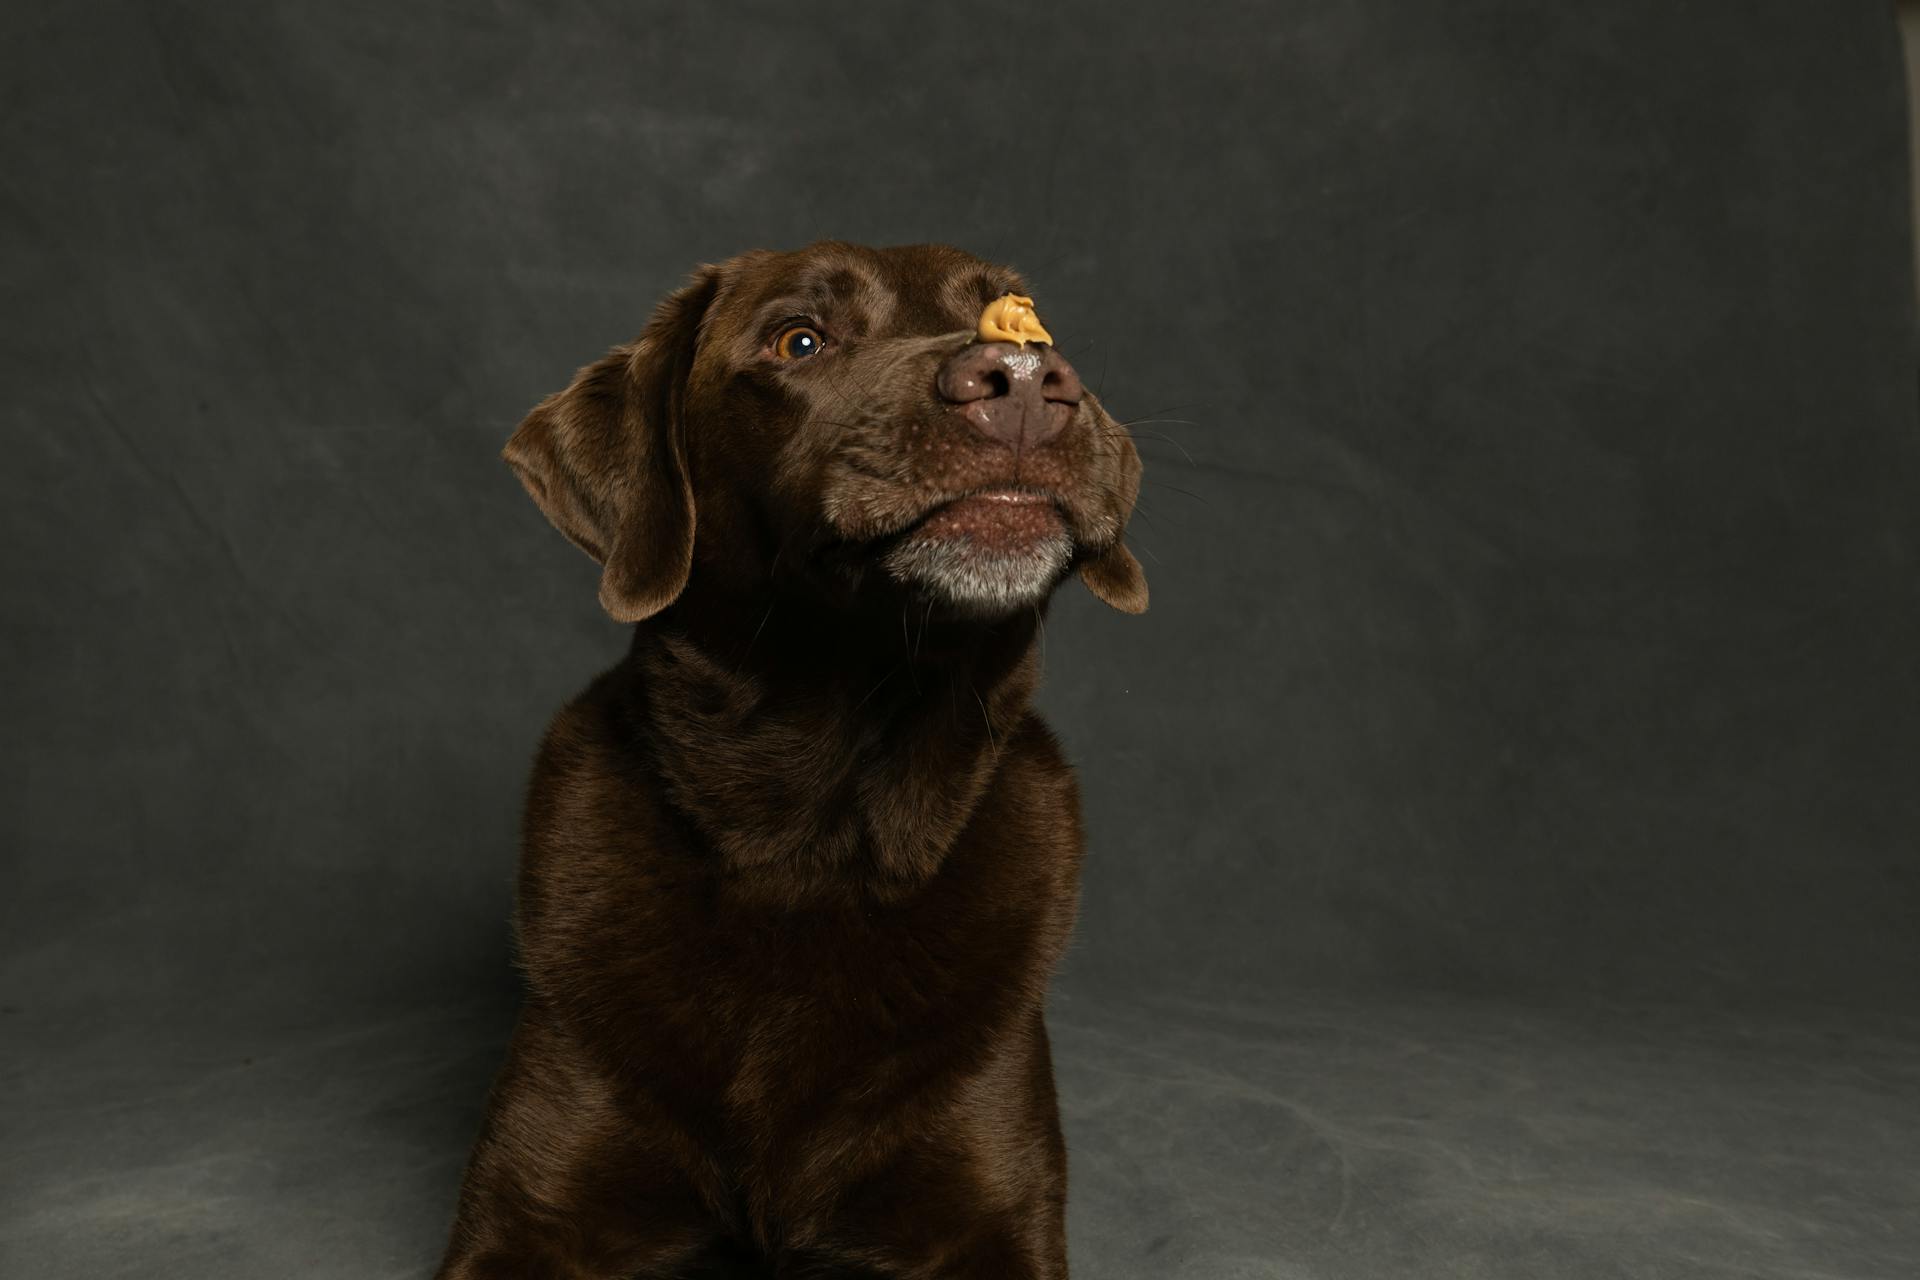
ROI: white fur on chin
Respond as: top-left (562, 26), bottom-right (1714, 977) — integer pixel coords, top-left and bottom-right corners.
top-left (882, 531), bottom-right (1073, 617)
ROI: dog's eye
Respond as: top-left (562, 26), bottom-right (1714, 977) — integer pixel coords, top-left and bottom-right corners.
top-left (772, 324), bottom-right (825, 361)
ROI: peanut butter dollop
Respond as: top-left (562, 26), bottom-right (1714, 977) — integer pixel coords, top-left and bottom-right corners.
top-left (977, 293), bottom-right (1054, 347)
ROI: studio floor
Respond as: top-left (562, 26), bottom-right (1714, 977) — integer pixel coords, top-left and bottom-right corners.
top-left (6, 985), bottom-right (1915, 1279)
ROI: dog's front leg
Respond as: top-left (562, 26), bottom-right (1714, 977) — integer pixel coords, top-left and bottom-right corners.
top-left (795, 1014), bottom-right (1071, 1279)
top-left (434, 1009), bottom-right (730, 1280)
top-left (788, 1198), bottom-right (1066, 1280)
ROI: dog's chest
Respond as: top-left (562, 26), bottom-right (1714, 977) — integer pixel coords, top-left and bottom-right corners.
top-left (688, 851), bottom-right (1055, 1181)
top-left (714, 825), bottom-right (1057, 1075)
top-left (523, 697), bottom-right (1081, 1142)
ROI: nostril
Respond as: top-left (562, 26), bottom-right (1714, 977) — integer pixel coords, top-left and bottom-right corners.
top-left (937, 345), bottom-right (1022, 404)
top-left (1040, 363), bottom-right (1083, 405)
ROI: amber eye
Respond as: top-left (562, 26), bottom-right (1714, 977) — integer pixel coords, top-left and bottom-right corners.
top-left (772, 324), bottom-right (825, 360)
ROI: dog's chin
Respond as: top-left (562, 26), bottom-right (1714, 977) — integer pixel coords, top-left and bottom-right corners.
top-left (881, 492), bottom-right (1073, 618)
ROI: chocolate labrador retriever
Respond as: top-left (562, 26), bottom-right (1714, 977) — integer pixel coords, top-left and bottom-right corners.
top-left (436, 241), bottom-right (1145, 1279)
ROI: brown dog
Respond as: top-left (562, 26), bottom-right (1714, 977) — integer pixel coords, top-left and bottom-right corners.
top-left (436, 242), bottom-right (1145, 1279)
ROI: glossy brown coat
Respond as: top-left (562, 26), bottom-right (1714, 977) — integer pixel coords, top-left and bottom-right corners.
top-left (436, 242), bottom-right (1144, 1279)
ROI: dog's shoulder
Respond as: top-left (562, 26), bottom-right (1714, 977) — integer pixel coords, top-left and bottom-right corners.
top-left (512, 665), bottom-right (711, 992)
top-left (523, 665), bottom-right (645, 815)
top-left (995, 711), bottom-right (1081, 828)
top-left (515, 665), bottom-right (683, 893)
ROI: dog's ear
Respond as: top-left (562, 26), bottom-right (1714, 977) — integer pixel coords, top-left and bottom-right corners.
top-left (1081, 540), bottom-right (1148, 614)
top-left (1079, 423), bottom-right (1149, 614)
top-left (504, 268), bottom-right (719, 622)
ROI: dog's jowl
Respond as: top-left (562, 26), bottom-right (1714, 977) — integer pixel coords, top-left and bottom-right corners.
top-left (436, 242), bottom-right (1146, 1280)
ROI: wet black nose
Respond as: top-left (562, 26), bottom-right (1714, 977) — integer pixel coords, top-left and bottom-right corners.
top-left (935, 341), bottom-right (1083, 450)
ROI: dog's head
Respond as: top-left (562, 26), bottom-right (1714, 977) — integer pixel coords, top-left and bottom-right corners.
top-left (505, 241), bottom-right (1146, 626)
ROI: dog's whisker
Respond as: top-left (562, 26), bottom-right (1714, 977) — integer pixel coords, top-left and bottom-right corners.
top-left (851, 661), bottom-right (905, 714)
top-left (1124, 402), bottom-right (1206, 420)
top-left (744, 597), bottom-right (778, 663)
top-left (1141, 479), bottom-right (1207, 505)
top-left (969, 683), bottom-right (1000, 756)
top-left (915, 598), bottom-right (933, 662)
top-left (899, 606), bottom-right (923, 694)
top-left (1117, 428), bottom-right (1204, 454)
top-left (1124, 502), bottom-right (1170, 542)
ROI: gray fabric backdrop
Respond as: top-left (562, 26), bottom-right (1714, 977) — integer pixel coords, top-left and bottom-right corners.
top-left (6, 0), bottom-right (1917, 1045)
top-left (9, 5), bottom-right (1920, 1278)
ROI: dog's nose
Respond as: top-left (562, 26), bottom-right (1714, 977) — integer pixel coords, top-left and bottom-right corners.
top-left (936, 342), bottom-right (1083, 451)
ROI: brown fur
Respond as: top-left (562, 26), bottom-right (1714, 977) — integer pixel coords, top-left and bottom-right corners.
top-left (436, 242), bottom-right (1145, 1279)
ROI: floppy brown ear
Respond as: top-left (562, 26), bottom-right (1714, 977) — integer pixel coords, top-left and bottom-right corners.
top-left (1079, 421), bottom-right (1149, 614)
top-left (1081, 540), bottom-right (1149, 613)
top-left (503, 268), bottom-right (718, 622)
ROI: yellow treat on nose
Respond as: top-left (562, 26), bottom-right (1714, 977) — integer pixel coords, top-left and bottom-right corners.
top-left (977, 294), bottom-right (1054, 347)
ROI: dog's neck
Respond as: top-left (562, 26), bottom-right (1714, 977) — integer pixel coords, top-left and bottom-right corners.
top-left (623, 592), bottom-right (1043, 905)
